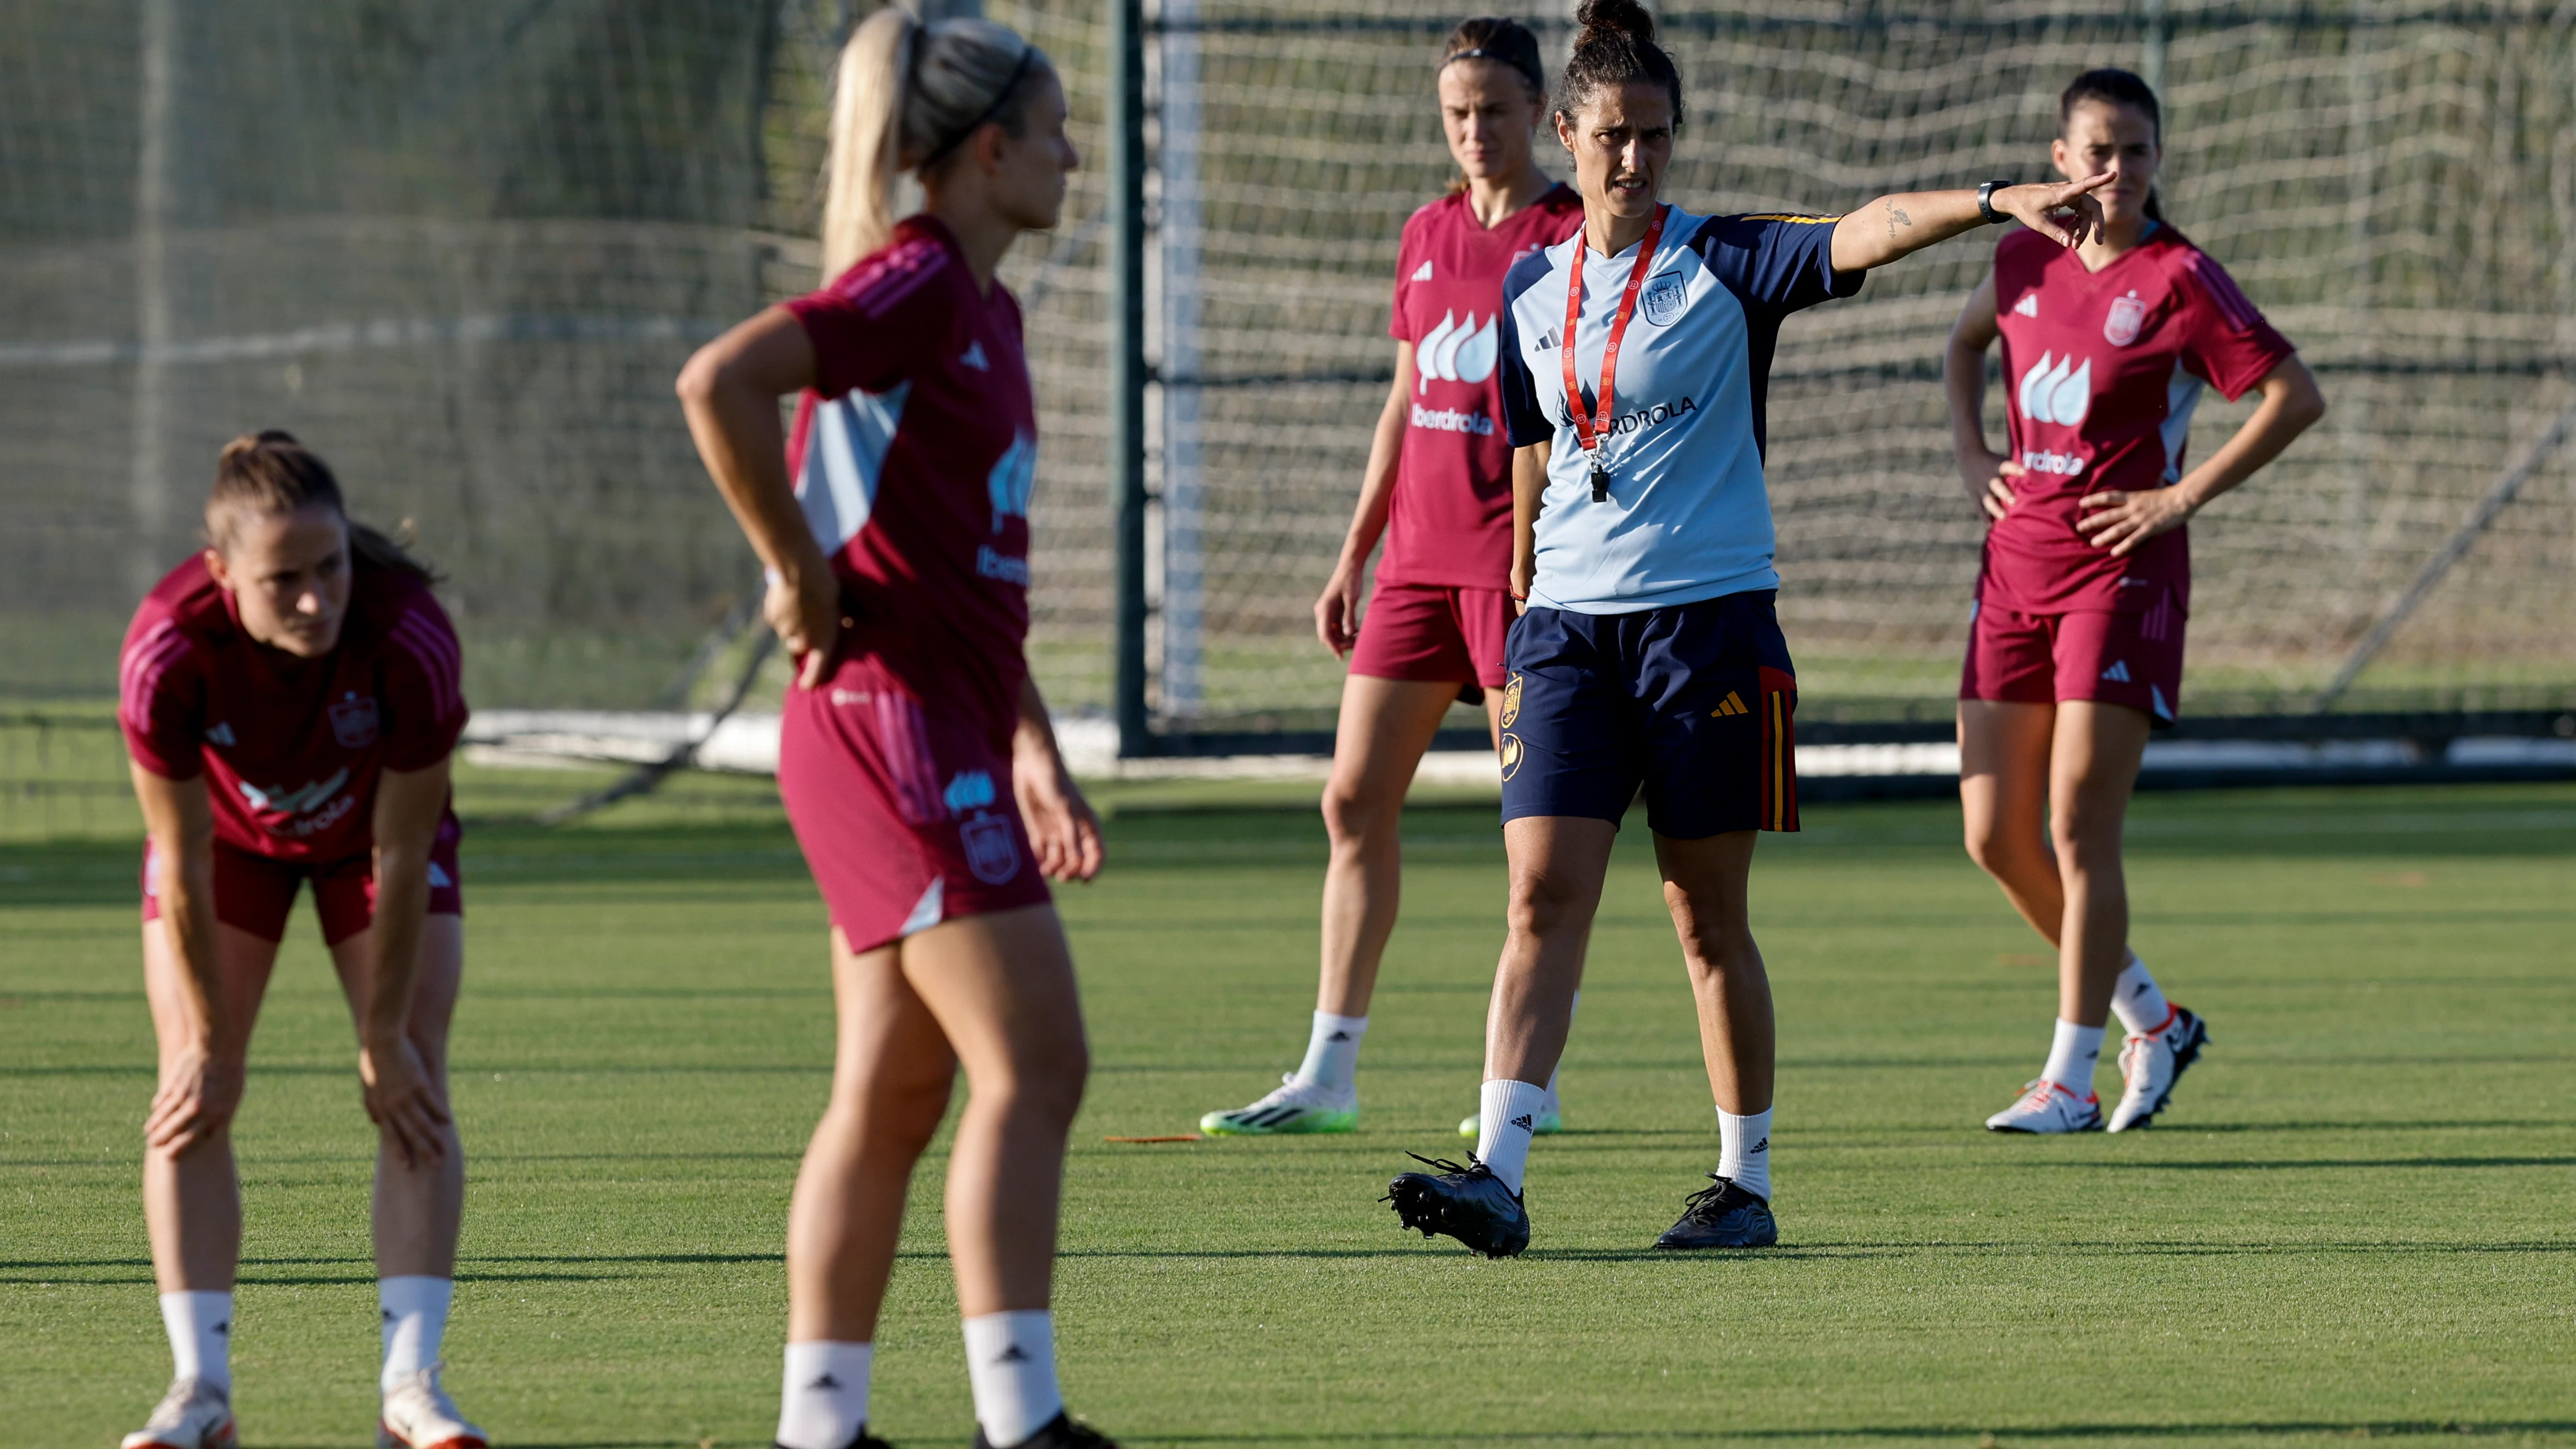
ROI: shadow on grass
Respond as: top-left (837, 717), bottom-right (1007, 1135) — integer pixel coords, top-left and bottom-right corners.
top-left (1112, 1422), bottom-right (2576, 1444)
top-left (2025, 1156), bottom-right (2576, 1171)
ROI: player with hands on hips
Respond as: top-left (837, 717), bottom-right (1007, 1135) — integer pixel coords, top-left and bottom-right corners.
top-left (1383, 0), bottom-right (2122, 1261)
top-left (117, 432), bottom-right (483, 1449)
top-left (1199, 16), bottom-right (1585, 1142)
top-left (1947, 68), bottom-right (2324, 1135)
top-left (675, 9), bottom-right (1114, 1448)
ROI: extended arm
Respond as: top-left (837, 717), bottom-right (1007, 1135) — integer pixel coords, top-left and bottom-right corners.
top-left (1317, 343), bottom-right (1416, 655)
top-left (1944, 272), bottom-right (2020, 521)
top-left (1830, 174), bottom-right (2114, 274)
top-left (1508, 439), bottom-right (1551, 613)
top-left (358, 757), bottom-right (455, 1168)
top-left (1012, 674), bottom-right (1105, 883)
top-left (2079, 356), bottom-right (2327, 555)
top-left (133, 763), bottom-right (235, 1156)
top-left (675, 308), bottom-right (841, 688)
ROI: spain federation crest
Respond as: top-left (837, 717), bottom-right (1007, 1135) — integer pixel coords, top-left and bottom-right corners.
top-left (961, 812), bottom-right (1021, 885)
top-left (1640, 271), bottom-right (1687, 326)
top-left (1498, 732), bottom-right (1524, 782)
top-left (1500, 673), bottom-right (1523, 729)
top-left (2103, 291), bottom-right (2146, 347)
top-left (328, 692), bottom-right (380, 748)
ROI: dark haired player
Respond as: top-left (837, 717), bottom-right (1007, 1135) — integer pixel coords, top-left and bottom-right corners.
top-left (1949, 68), bottom-right (2324, 1134)
top-left (1383, 0), bottom-right (2116, 1257)
top-left (118, 432), bottom-right (482, 1449)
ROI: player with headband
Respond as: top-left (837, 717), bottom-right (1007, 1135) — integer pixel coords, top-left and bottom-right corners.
top-left (1948, 68), bottom-right (2323, 1134)
top-left (116, 432), bottom-right (482, 1449)
top-left (1383, 0), bottom-right (2116, 1257)
top-left (676, 8), bottom-right (1114, 1448)
top-left (1198, 16), bottom-right (1583, 1142)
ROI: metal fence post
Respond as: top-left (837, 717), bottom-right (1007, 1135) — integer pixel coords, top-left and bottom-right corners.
top-left (1110, 0), bottom-right (1151, 757)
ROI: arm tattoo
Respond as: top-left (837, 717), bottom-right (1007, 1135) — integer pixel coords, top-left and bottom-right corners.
top-left (1884, 200), bottom-right (1912, 239)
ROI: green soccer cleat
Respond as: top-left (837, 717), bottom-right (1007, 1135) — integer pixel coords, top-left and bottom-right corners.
top-left (1458, 1106), bottom-right (1563, 1138)
top-left (1200, 1074), bottom-right (1358, 1135)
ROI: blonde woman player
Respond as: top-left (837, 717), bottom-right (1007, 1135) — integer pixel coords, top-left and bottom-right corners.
top-left (675, 8), bottom-right (1113, 1448)
top-left (1950, 68), bottom-right (2323, 1134)
top-left (117, 432), bottom-right (482, 1449)
top-left (1200, 16), bottom-right (1585, 1140)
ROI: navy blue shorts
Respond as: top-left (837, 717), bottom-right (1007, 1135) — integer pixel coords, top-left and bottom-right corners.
top-left (1499, 591), bottom-right (1799, 838)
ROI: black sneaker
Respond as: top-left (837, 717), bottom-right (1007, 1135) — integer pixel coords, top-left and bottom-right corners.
top-left (778, 1429), bottom-right (891, 1449)
top-left (1652, 1174), bottom-right (1779, 1250)
top-left (973, 1410), bottom-right (1118, 1448)
top-left (1383, 1153), bottom-right (1532, 1258)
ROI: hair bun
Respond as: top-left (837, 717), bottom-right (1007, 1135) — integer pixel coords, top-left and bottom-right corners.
top-left (1574, 0), bottom-right (1657, 46)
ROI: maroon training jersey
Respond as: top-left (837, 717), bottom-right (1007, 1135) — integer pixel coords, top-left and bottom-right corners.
top-left (785, 215), bottom-right (1036, 742)
top-left (1381, 183), bottom-right (1585, 589)
top-left (119, 556), bottom-right (467, 861)
top-left (1982, 223), bottom-right (2296, 615)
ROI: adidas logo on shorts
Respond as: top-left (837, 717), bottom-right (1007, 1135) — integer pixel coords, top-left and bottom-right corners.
top-left (2101, 660), bottom-right (2132, 682)
top-left (1710, 690), bottom-right (1750, 718)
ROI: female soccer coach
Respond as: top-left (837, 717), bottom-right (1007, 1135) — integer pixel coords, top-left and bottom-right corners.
top-left (1385, 0), bottom-right (2116, 1258)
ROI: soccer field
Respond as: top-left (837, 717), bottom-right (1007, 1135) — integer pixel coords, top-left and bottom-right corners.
top-left (7, 778), bottom-right (2573, 1447)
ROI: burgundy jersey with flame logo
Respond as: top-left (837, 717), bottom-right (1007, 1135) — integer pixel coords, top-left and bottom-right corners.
top-left (1983, 224), bottom-right (2295, 615)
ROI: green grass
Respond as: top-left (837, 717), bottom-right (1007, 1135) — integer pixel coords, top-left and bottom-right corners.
top-left (5, 782), bottom-right (2574, 1447)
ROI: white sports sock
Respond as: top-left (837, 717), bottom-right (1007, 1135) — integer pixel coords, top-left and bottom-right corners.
top-left (1541, 993), bottom-right (1577, 1113)
top-left (777, 1340), bottom-right (873, 1449)
top-left (2042, 1019), bottom-right (2106, 1095)
top-left (158, 1290), bottom-right (233, 1391)
top-left (1473, 1078), bottom-right (1549, 1195)
top-left (1716, 1106), bottom-right (1774, 1202)
top-left (2111, 953), bottom-right (2173, 1035)
top-left (378, 1276), bottom-right (452, 1391)
top-left (962, 1310), bottom-right (1062, 1448)
top-left (1291, 1012), bottom-right (1367, 1093)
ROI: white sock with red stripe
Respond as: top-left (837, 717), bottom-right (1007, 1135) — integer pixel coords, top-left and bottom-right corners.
top-left (2041, 1019), bottom-right (2105, 1096)
top-left (2111, 953), bottom-right (2173, 1036)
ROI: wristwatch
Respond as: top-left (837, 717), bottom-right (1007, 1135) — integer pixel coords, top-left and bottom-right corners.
top-left (1977, 179), bottom-right (2012, 225)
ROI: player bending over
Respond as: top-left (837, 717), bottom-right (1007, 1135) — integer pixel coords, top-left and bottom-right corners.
top-left (675, 10), bottom-right (1112, 1449)
top-left (1384, 0), bottom-right (2117, 1258)
top-left (117, 433), bottom-right (482, 1449)
top-left (1200, 16), bottom-right (1586, 1141)
top-left (1949, 68), bottom-right (2323, 1134)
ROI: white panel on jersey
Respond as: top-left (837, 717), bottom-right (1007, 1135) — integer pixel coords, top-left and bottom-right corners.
top-left (898, 875), bottom-right (945, 937)
top-left (2159, 363), bottom-right (2205, 483)
top-left (796, 382), bottom-right (911, 552)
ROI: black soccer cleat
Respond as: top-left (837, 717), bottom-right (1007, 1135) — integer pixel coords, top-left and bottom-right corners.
top-left (1653, 1173), bottom-right (1779, 1250)
top-left (973, 1410), bottom-right (1119, 1448)
top-left (777, 1429), bottom-right (891, 1449)
top-left (1383, 1153), bottom-right (1532, 1258)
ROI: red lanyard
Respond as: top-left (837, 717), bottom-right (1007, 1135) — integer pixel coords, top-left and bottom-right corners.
top-left (1562, 203), bottom-right (1667, 500)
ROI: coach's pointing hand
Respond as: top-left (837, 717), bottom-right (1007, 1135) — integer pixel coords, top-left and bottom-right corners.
top-left (1997, 170), bottom-right (2114, 250)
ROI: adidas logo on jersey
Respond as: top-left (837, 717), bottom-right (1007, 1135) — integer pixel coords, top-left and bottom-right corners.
top-left (2012, 293), bottom-right (2039, 318)
top-left (960, 340), bottom-right (988, 370)
top-left (205, 722), bottom-right (235, 746)
top-left (1411, 260), bottom-right (1433, 281)
top-left (1416, 310), bottom-right (1497, 389)
top-left (2101, 660), bottom-right (2132, 682)
top-left (2016, 351), bottom-right (2094, 427)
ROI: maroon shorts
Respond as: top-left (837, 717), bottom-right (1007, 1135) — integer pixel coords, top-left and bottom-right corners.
top-left (778, 653), bottom-right (1051, 954)
top-left (1348, 581), bottom-right (1515, 693)
top-left (142, 812), bottom-right (464, 945)
top-left (1961, 590), bottom-right (2185, 727)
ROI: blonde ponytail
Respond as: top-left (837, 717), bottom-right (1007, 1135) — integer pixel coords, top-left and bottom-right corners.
top-left (819, 3), bottom-right (1053, 280)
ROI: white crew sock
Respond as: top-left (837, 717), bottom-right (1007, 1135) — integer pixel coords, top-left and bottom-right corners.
top-left (1291, 1012), bottom-right (1367, 1093)
top-left (777, 1340), bottom-right (874, 1449)
top-left (158, 1290), bottom-right (233, 1391)
top-left (378, 1276), bottom-right (452, 1391)
top-left (2111, 953), bottom-right (2173, 1035)
top-left (2042, 1019), bottom-right (2106, 1095)
top-left (1716, 1106), bottom-right (1774, 1202)
top-left (962, 1310), bottom-right (1062, 1448)
top-left (1473, 1078), bottom-right (1550, 1195)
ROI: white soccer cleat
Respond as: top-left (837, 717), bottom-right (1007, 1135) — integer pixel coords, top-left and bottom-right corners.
top-left (1984, 1078), bottom-right (2103, 1134)
top-left (121, 1378), bottom-right (236, 1449)
top-left (1199, 1074), bottom-right (1358, 1135)
top-left (378, 1365), bottom-right (488, 1449)
top-left (2109, 1005), bottom-right (2210, 1132)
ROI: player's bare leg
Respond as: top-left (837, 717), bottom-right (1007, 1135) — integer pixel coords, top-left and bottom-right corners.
top-left (1318, 675), bottom-right (1478, 1016)
top-left (1959, 700), bottom-right (2066, 939)
top-left (1648, 830), bottom-right (1779, 1248)
top-left (2046, 702), bottom-right (2151, 1027)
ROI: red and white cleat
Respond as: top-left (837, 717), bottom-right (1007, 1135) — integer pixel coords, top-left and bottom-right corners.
top-left (1984, 1078), bottom-right (2103, 1134)
top-left (121, 1378), bottom-right (236, 1449)
top-left (378, 1365), bottom-right (489, 1449)
top-left (2110, 1005), bottom-right (2210, 1132)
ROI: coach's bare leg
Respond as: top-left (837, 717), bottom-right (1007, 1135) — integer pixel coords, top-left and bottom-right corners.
top-left (786, 928), bottom-right (960, 1340)
top-left (1958, 700), bottom-right (2066, 942)
top-left (1317, 677), bottom-right (1476, 1016)
top-left (1655, 830), bottom-right (1772, 1114)
top-left (1484, 817), bottom-right (1616, 1087)
top-left (142, 922), bottom-right (281, 1291)
top-left (332, 915), bottom-right (468, 1279)
top-left (899, 904), bottom-right (1087, 1316)
top-left (2049, 701), bottom-right (2153, 1028)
